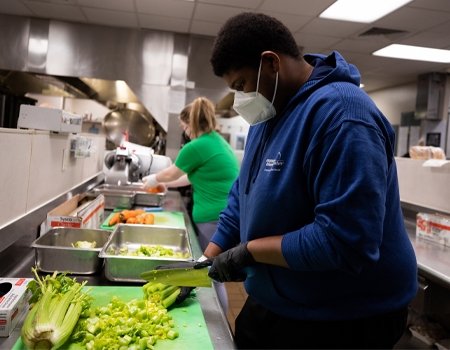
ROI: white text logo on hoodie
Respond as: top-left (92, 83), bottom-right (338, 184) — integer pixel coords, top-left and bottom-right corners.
top-left (264, 152), bottom-right (284, 172)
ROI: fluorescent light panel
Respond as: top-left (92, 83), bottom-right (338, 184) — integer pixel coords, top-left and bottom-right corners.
top-left (373, 44), bottom-right (450, 63)
top-left (319, 0), bottom-right (413, 23)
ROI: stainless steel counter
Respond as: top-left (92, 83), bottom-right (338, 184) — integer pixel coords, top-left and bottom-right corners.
top-left (405, 220), bottom-right (450, 287)
top-left (0, 190), bottom-right (235, 350)
top-left (402, 204), bottom-right (450, 288)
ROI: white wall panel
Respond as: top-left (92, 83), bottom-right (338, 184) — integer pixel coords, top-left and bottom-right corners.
top-left (80, 135), bottom-right (106, 180)
top-left (369, 83), bottom-right (417, 125)
top-left (27, 131), bottom-right (82, 210)
top-left (396, 157), bottom-right (450, 214)
top-left (0, 129), bottom-right (32, 225)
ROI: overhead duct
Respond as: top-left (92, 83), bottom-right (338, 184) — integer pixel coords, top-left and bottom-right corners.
top-left (415, 72), bottom-right (450, 120)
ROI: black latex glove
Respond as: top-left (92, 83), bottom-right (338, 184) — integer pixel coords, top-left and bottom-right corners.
top-left (208, 243), bottom-right (255, 282)
top-left (154, 260), bottom-right (212, 305)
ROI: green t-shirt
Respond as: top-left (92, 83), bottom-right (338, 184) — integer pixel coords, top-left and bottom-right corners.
top-left (175, 131), bottom-right (239, 223)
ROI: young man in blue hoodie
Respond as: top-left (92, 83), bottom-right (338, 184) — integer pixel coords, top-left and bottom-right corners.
top-left (203, 12), bottom-right (418, 349)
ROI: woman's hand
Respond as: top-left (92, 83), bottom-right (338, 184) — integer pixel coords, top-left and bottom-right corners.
top-left (142, 174), bottom-right (158, 189)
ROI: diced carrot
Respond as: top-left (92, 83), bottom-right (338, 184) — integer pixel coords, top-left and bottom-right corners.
top-left (108, 212), bottom-right (121, 226)
top-left (126, 217), bottom-right (137, 224)
top-left (120, 210), bottom-right (137, 221)
top-left (136, 213), bottom-right (146, 224)
top-left (144, 213), bottom-right (155, 225)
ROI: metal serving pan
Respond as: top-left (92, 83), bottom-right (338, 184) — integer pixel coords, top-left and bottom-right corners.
top-left (99, 224), bottom-right (193, 282)
top-left (90, 185), bottom-right (135, 209)
top-left (32, 227), bottom-right (111, 274)
top-left (112, 183), bottom-right (165, 207)
top-left (133, 191), bottom-right (164, 207)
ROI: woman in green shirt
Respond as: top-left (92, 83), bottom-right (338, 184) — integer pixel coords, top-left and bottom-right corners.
top-left (143, 97), bottom-right (239, 249)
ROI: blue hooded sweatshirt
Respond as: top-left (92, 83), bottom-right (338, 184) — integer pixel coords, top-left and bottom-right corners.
top-left (211, 51), bottom-right (418, 321)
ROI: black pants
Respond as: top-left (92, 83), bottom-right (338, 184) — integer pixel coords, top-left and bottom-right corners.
top-left (234, 297), bottom-right (408, 349)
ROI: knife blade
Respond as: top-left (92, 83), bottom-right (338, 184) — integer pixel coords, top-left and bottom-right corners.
top-left (141, 266), bottom-right (212, 287)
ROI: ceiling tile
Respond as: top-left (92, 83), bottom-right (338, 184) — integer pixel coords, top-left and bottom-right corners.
top-left (197, 0), bottom-right (263, 9)
top-left (136, 0), bottom-right (194, 19)
top-left (337, 52), bottom-right (381, 71)
top-left (426, 20), bottom-right (450, 34)
top-left (23, 1), bottom-right (87, 22)
top-left (401, 31), bottom-right (450, 49)
top-left (83, 7), bottom-right (138, 28)
top-left (333, 38), bottom-right (391, 55)
top-left (259, 0), bottom-right (335, 16)
top-left (409, 0), bottom-right (450, 12)
top-left (299, 18), bottom-right (366, 38)
top-left (190, 19), bottom-right (222, 36)
top-left (371, 57), bottom-right (448, 76)
top-left (194, 3), bottom-right (246, 23)
top-left (0, 0), bottom-right (32, 16)
top-left (293, 32), bottom-right (341, 49)
top-left (139, 13), bottom-right (190, 33)
top-left (77, 0), bottom-right (135, 12)
top-left (375, 7), bottom-right (450, 32)
top-left (258, 10), bottom-right (312, 32)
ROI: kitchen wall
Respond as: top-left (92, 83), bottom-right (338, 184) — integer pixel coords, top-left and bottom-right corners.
top-left (369, 83), bottom-right (417, 126)
top-left (369, 82), bottom-right (450, 157)
top-left (396, 157), bottom-right (450, 214)
top-left (0, 128), bottom-right (105, 229)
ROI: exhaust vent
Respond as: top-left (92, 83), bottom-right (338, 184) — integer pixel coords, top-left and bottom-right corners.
top-left (359, 27), bottom-right (408, 37)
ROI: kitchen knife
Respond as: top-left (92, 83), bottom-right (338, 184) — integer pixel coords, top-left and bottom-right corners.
top-left (141, 266), bottom-right (212, 287)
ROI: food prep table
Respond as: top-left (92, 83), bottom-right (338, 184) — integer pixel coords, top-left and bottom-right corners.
top-left (394, 204), bottom-right (450, 349)
top-left (0, 190), bottom-right (235, 350)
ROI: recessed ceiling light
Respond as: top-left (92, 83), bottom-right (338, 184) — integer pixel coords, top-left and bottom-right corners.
top-left (319, 0), bottom-right (413, 23)
top-left (373, 44), bottom-right (450, 63)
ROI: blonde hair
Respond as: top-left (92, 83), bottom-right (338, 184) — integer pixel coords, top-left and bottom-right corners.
top-left (181, 97), bottom-right (216, 139)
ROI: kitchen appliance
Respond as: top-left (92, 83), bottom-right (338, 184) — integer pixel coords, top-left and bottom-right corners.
top-left (17, 104), bottom-right (82, 133)
top-left (103, 108), bottom-right (155, 146)
top-left (103, 141), bottom-right (172, 185)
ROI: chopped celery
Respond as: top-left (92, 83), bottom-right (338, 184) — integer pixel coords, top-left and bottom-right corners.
top-left (72, 282), bottom-right (180, 349)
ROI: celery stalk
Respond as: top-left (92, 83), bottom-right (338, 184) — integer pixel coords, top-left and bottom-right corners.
top-left (20, 268), bottom-right (91, 350)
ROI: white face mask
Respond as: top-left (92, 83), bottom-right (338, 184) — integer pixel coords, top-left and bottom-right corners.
top-left (233, 58), bottom-right (279, 125)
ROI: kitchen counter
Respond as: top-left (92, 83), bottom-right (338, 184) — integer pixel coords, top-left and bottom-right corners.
top-left (0, 190), bottom-right (235, 350)
top-left (406, 220), bottom-right (450, 287)
top-left (402, 204), bottom-right (450, 288)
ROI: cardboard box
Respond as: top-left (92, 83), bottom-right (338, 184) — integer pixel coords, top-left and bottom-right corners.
top-left (0, 278), bottom-right (33, 337)
top-left (416, 212), bottom-right (450, 247)
top-left (46, 193), bottom-right (105, 231)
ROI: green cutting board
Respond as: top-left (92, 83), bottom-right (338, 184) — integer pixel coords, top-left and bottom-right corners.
top-left (101, 211), bottom-right (186, 230)
top-left (13, 286), bottom-right (213, 350)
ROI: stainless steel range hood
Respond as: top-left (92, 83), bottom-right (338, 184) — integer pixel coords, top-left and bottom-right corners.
top-left (0, 15), bottom-right (178, 132)
top-left (0, 69), bottom-right (97, 99)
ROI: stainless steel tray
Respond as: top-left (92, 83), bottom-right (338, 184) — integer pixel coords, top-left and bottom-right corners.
top-left (92, 183), bottom-right (165, 208)
top-left (99, 224), bottom-right (193, 282)
top-left (32, 227), bottom-right (111, 274)
top-left (134, 191), bottom-right (164, 207)
top-left (117, 183), bottom-right (165, 207)
top-left (91, 186), bottom-right (135, 209)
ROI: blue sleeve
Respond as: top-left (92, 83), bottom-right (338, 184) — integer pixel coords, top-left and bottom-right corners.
top-left (282, 120), bottom-right (389, 274)
top-left (210, 179), bottom-right (241, 250)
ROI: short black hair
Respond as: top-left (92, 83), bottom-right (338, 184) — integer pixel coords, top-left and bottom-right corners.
top-left (210, 12), bottom-right (301, 77)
